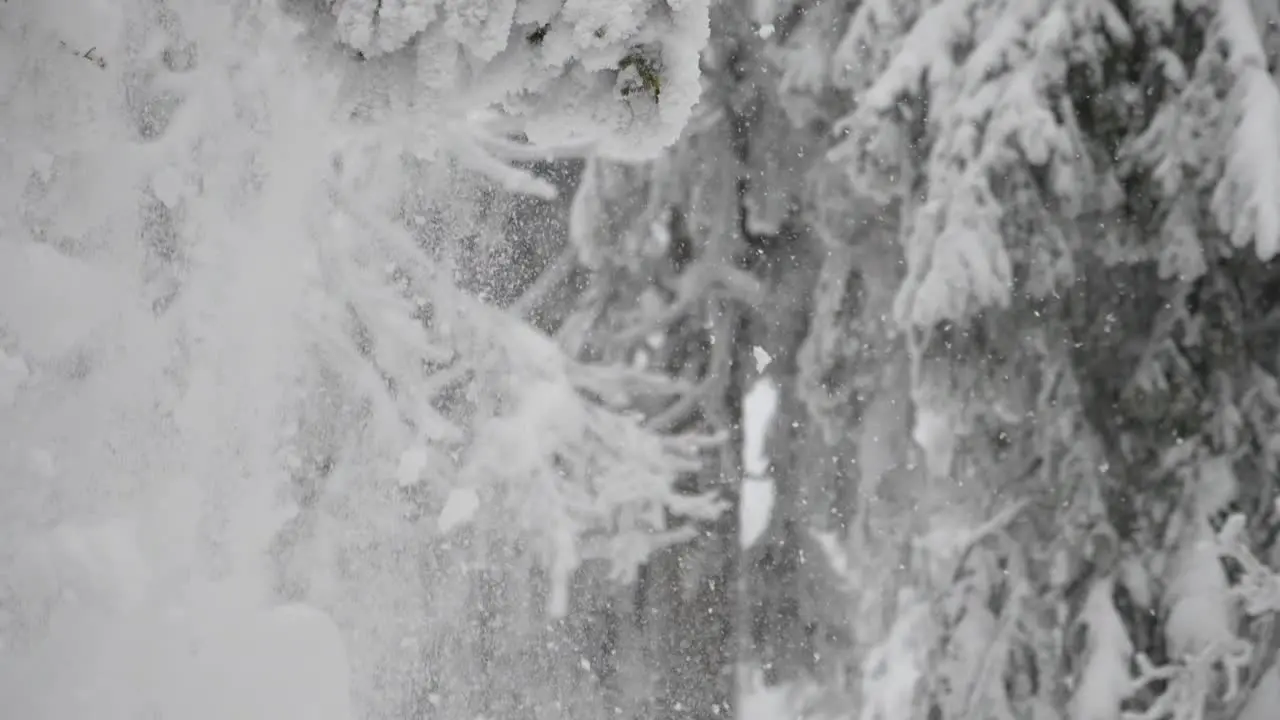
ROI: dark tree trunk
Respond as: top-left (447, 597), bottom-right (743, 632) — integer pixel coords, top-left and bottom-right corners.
top-left (740, 226), bottom-right (858, 685)
top-left (629, 297), bottom-right (745, 720)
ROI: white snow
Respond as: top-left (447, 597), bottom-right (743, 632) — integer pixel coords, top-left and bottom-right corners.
top-left (738, 667), bottom-right (794, 720)
top-left (30, 152), bottom-right (54, 182)
top-left (151, 166), bottom-right (186, 209)
top-left (1240, 665), bottom-right (1280, 720)
top-left (0, 349), bottom-right (30, 405)
top-left (0, 0), bottom-right (728, 715)
top-left (27, 448), bottom-right (57, 478)
top-left (740, 479), bottom-right (776, 549)
top-left (0, 524), bottom-right (354, 719)
top-left (752, 346), bottom-right (774, 372)
top-left (0, 2), bottom-right (365, 716)
top-left (743, 378), bottom-right (778, 476)
top-left (1071, 577), bottom-right (1135, 720)
top-left (911, 399), bottom-right (959, 480)
top-left (398, 445), bottom-right (430, 487)
top-left (438, 486), bottom-right (482, 533)
top-left (168, 601), bottom-right (353, 720)
top-left (740, 378), bottom-right (778, 548)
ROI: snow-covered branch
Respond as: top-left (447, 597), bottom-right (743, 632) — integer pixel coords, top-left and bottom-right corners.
top-left (320, 0), bottom-right (713, 161)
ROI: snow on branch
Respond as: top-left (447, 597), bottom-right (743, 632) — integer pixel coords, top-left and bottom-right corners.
top-left (1123, 642), bottom-right (1253, 720)
top-left (437, 109), bottom-right (598, 200)
top-left (427, 284), bottom-right (725, 618)
top-left (831, 0), bottom-right (1095, 330)
top-left (1112, 509), bottom-right (1280, 720)
top-left (319, 164), bottom-right (723, 617)
top-left (858, 591), bottom-right (934, 720)
top-left (1218, 513), bottom-right (1280, 616)
top-left (322, 0), bottom-right (712, 161)
top-left (1210, 0), bottom-right (1280, 262)
top-left (1073, 577), bottom-right (1137, 720)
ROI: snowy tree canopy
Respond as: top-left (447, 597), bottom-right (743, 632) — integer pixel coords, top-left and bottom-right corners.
top-left (720, 1), bottom-right (1280, 718)
top-left (279, 0), bottom-right (711, 164)
top-left (0, 1), bottom-right (723, 717)
top-left (10, 1), bottom-right (1280, 720)
top-left (556, 1), bottom-right (1280, 720)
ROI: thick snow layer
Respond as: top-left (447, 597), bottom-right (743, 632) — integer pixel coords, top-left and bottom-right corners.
top-left (743, 378), bottom-right (777, 477)
top-left (398, 445), bottom-right (430, 487)
top-left (740, 378), bottom-right (778, 548)
top-left (741, 479), bottom-right (776, 549)
top-left (438, 486), bottom-right (482, 533)
top-left (0, 596), bottom-right (353, 720)
top-left (738, 666), bottom-right (797, 720)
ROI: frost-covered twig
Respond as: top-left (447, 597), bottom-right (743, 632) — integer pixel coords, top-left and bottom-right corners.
top-left (959, 582), bottom-right (1027, 720)
top-left (329, 171), bottom-right (725, 617)
top-left (925, 499), bottom-right (1029, 587)
top-left (609, 261), bottom-right (764, 345)
top-left (1123, 641), bottom-right (1253, 720)
top-left (56, 40), bottom-right (107, 69)
top-left (1218, 513), bottom-right (1280, 615)
top-left (326, 0), bottom-right (714, 160)
top-left (568, 359), bottom-right (696, 408)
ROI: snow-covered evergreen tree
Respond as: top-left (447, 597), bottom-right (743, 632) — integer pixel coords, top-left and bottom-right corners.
top-left (10, 1), bottom-right (1280, 719)
top-left (760, 1), bottom-right (1280, 718)
top-left (0, 1), bottom-right (719, 718)
top-left (563, 1), bottom-right (1280, 720)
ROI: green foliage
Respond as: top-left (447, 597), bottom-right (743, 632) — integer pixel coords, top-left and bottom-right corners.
top-left (617, 49), bottom-right (663, 102)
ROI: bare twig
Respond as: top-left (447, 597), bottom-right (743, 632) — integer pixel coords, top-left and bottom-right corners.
top-left (58, 41), bottom-right (107, 69)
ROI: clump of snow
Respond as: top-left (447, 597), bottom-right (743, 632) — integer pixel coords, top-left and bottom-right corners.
top-left (151, 166), bottom-right (186, 209)
top-left (397, 445), bottom-right (430, 487)
top-left (740, 479), bottom-right (775, 549)
top-left (51, 517), bottom-right (153, 610)
top-left (740, 378), bottom-right (778, 548)
top-left (743, 377), bottom-right (778, 476)
top-left (1163, 457), bottom-right (1240, 657)
top-left (1, 0), bottom-right (720, 715)
top-left (752, 346), bottom-right (773, 372)
top-left (859, 593), bottom-right (932, 720)
top-left (27, 448), bottom-right (57, 478)
top-left (437, 486), bottom-right (481, 534)
top-left (0, 349), bottom-right (30, 405)
top-left (911, 383), bottom-right (963, 481)
top-left (1071, 577), bottom-right (1134, 720)
top-left (1164, 533), bottom-right (1235, 657)
top-left (738, 666), bottom-right (797, 720)
top-left (1212, 0), bottom-right (1280, 261)
top-left (0, 1), bottom-right (366, 716)
top-left (1239, 666), bottom-right (1280, 720)
top-left (322, 0), bottom-right (713, 162)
